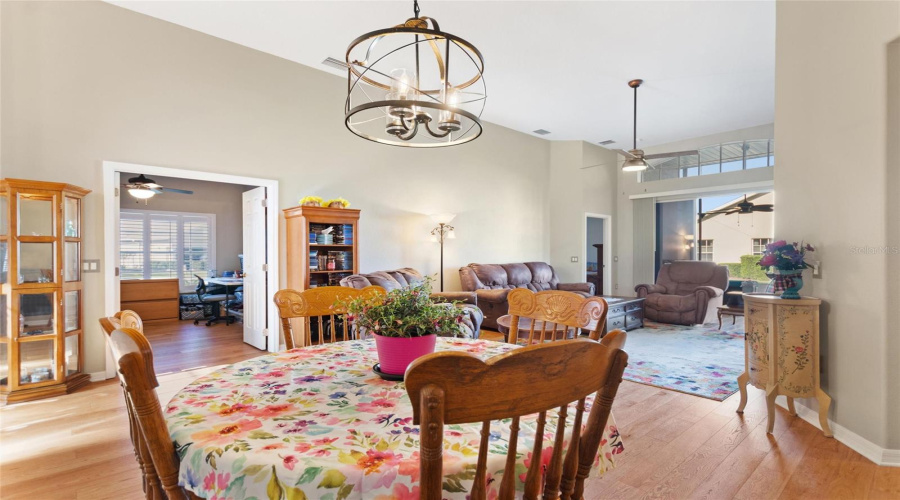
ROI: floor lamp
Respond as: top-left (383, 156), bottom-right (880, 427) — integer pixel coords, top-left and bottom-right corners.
top-left (430, 214), bottom-right (456, 292)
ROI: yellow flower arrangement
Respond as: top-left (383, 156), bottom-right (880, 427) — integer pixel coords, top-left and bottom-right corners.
top-left (326, 197), bottom-right (351, 208)
top-left (299, 195), bottom-right (323, 207)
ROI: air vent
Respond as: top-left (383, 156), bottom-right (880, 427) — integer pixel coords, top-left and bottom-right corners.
top-left (322, 57), bottom-right (349, 70)
top-left (598, 140), bottom-right (616, 146)
top-left (532, 129), bottom-right (551, 136)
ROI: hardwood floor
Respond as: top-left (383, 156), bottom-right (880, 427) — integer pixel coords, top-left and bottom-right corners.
top-left (0, 322), bottom-right (897, 499)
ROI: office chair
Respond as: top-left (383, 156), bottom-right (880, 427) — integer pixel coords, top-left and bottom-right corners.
top-left (194, 275), bottom-right (236, 326)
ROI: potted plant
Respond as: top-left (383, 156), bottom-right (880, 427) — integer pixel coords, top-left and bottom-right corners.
top-left (757, 240), bottom-right (815, 299)
top-left (340, 280), bottom-right (464, 376)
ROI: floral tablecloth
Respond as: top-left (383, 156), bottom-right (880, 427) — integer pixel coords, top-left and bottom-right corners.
top-left (165, 338), bottom-right (623, 499)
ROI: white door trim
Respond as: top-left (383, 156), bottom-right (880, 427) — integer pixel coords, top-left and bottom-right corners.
top-left (102, 162), bottom-right (281, 375)
top-left (583, 213), bottom-right (612, 296)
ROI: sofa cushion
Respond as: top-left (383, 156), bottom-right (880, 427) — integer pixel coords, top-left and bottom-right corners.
top-left (525, 262), bottom-right (559, 291)
top-left (471, 264), bottom-right (510, 289)
top-left (356, 271), bottom-right (404, 292)
top-left (501, 263), bottom-right (533, 288)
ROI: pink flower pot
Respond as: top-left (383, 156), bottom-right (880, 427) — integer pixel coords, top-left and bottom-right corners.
top-left (374, 334), bottom-right (437, 375)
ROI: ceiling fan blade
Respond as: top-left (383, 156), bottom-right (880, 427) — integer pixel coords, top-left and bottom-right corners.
top-left (614, 149), bottom-right (636, 159)
top-left (160, 187), bottom-right (194, 195)
top-left (149, 188), bottom-right (163, 194)
top-left (753, 204), bottom-right (774, 209)
top-left (642, 149), bottom-right (700, 160)
top-left (753, 207), bottom-right (774, 212)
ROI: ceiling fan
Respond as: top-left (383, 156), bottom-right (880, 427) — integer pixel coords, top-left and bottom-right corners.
top-left (123, 174), bottom-right (194, 200)
top-left (698, 194), bottom-right (773, 222)
top-left (582, 79), bottom-right (698, 171)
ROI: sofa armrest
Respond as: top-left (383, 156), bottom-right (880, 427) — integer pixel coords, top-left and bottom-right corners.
top-left (558, 282), bottom-right (595, 295)
top-left (693, 286), bottom-right (724, 299)
top-left (635, 283), bottom-right (667, 297)
top-left (475, 288), bottom-right (512, 304)
top-left (431, 291), bottom-right (477, 306)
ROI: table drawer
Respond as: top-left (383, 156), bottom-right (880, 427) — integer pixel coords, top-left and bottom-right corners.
top-left (608, 305), bottom-right (626, 317)
top-left (625, 311), bottom-right (643, 329)
top-left (625, 301), bottom-right (643, 312)
top-left (607, 316), bottom-right (626, 331)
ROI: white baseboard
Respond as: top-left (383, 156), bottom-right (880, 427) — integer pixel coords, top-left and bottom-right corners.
top-left (776, 399), bottom-right (900, 466)
top-left (89, 371), bottom-right (111, 382)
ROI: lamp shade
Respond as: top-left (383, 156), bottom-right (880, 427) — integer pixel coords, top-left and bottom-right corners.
top-left (622, 157), bottom-right (649, 172)
top-left (128, 188), bottom-right (155, 199)
top-left (429, 213), bottom-right (456, 224)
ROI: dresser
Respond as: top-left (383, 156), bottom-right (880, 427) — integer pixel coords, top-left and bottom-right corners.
top-left (737, 294), bottom-right (832, 437)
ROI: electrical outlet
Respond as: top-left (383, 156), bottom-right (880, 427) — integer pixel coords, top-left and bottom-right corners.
top-left (570, 256), bottom-right (578, 263)
top-left (614, 256), bottom-right (619, 262)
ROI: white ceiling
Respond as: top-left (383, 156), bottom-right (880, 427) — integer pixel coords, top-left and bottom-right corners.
top-left (109, 1), bottom-right (775, 148)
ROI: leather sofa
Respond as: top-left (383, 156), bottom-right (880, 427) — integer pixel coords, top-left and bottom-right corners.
top-left (635, 261), bottom-right (728, 325)
top-left (338, 268), bottom-right (484, 338)
top-left (459, 262), bottom-right (595, 330)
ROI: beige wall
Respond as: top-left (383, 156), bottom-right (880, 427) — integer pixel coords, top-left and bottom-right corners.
top-left (1, 1), bottom-right (551, 374)
top-left (119, 173), bottom-right (253, 273)
top-left (548, 141), bottom-right (619, 285)
top-left (775, 1), bottom-right (900, 449)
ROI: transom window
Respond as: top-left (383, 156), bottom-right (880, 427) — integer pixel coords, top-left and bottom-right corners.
top-left (120, 210), bottom-right (216, 291)
top-left (752, 238), bottom-right (772, 256)
top-left (640, 139), bottom-right (774, 182)
top-left (699, 239), bottom-right (714, 261)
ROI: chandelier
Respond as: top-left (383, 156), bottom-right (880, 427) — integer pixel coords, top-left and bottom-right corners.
top-left (344, 0), bottom-right (486, 147)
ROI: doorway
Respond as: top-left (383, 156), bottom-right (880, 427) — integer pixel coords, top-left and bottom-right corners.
top-left (102, 162), bottom-right (280, 376)
top-left (583, 213), bottom-right (612, 296)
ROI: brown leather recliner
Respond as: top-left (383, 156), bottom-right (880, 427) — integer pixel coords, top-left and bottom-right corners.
top-left (339, 268), bottom-right (484, 338)
top-left (459, 262), bottom-right (595, 330)
top-left (635, 261), bottom-right (728, 325)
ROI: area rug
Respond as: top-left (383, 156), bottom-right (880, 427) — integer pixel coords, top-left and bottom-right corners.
top-left (622, 318), bottom-right (745, 401)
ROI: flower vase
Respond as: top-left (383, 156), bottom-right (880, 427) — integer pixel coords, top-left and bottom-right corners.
top-left (776, 269), bottom-right (803, 299)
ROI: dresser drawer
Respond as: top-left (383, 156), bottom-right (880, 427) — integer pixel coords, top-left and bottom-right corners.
top-left (625, 301), bottom-right (643, 312)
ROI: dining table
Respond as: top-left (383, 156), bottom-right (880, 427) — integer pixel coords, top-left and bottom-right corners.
top-left (164, 337), bottom-right (624, 499)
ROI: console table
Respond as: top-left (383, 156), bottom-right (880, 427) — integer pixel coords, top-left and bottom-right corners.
top-left (737, 294), bottom-right (832, 437)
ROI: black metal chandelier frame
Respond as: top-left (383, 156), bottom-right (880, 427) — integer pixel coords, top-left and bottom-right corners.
top-left (343, 3), bottom-right (486, 148)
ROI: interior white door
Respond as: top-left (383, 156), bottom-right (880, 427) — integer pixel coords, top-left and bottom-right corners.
top-left (242, 187), bottom-right (267, 350)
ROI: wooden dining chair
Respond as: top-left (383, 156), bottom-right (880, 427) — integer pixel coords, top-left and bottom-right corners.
top-left (406, 331), bottom-right (628, 500)
top-left (506, 288), bottom-right (609, 344)
top-left (107, 327), bottom-right (203, 500)
top-left (99, 311), bottom-right (164, 500)
top-left (273, 285), bottom-right (385, 349)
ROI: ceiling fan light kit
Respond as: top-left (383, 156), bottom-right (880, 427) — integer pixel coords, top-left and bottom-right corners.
top-left (123, 174), bottom-right (194, 201)
top-left (343, 0), bottom-right (486, 147)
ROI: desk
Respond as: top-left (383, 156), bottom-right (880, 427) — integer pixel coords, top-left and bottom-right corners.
top-left (165, 338), bottom-right (623, 499)
top-left (206, 277), bottom-right (243, 290)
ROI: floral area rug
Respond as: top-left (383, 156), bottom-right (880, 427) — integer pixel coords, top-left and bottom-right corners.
top-left (622, 318), bottom-right (745, 401)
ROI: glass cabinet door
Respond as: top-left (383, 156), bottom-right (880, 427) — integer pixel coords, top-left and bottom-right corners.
top-left (17, 196), bottom-right (55, 237)
top-left (64, 290), bottom-right (79, 332)
top-left (64, 242), bottom-right (80, 282)
top-left (0, 343), bottom-right (8, 387)
top-left (64, 197), bottom-right (80, 238)
top-left (18, 291), bottom-right (56, 337)
top-left (17, 242), bottom-right (55, 284)
top-left (64, 335), bottom-right (79, 377)
top-left (1, 193), bottom-right (7, 236)
top-left (18, 339), bottom-right (56, 385)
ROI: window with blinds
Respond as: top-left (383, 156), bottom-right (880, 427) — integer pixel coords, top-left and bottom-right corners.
top-left (120, 210), bottom-right (216, 291)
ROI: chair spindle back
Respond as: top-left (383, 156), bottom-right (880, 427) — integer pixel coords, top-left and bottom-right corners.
top-left (507, 288), bottom-right (609, 344)
top-left (406, 332), bottom-right (628, 500)
top-left (273, 286), bottom-right (385, 349)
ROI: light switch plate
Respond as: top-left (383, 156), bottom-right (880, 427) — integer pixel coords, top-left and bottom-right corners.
top-left (812, 260), bottom-right (821, 278)
top-left (570, 256), bottom-right (578, 262)
top-left (83, 259), bottom-right (100, 273)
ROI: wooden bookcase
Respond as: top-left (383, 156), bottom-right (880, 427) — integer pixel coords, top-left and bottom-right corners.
top-left (0, 178), bottom-right (91, 405)
top-left (283, 206), bottom-right (360, 291)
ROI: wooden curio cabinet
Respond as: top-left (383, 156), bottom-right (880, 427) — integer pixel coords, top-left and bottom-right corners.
top-left (0, 179), bottom-right (91, 405)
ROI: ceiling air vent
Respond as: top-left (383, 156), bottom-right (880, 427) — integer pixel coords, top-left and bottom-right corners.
top-left (322, 57), bottom-right (349, 70)
top-left (598, 140), bottom-right (616, 146)
top-left (532, 129), bottom-right (551, 136)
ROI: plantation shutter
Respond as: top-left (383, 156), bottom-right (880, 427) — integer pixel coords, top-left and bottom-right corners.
top-left (182, 216), bottom-right (213, 290)
top-left (119, 213), bottom-right (146, 280)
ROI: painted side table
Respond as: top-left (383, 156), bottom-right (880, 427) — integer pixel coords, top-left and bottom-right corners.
top-left (736, 294), bottom-right (832, 437)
